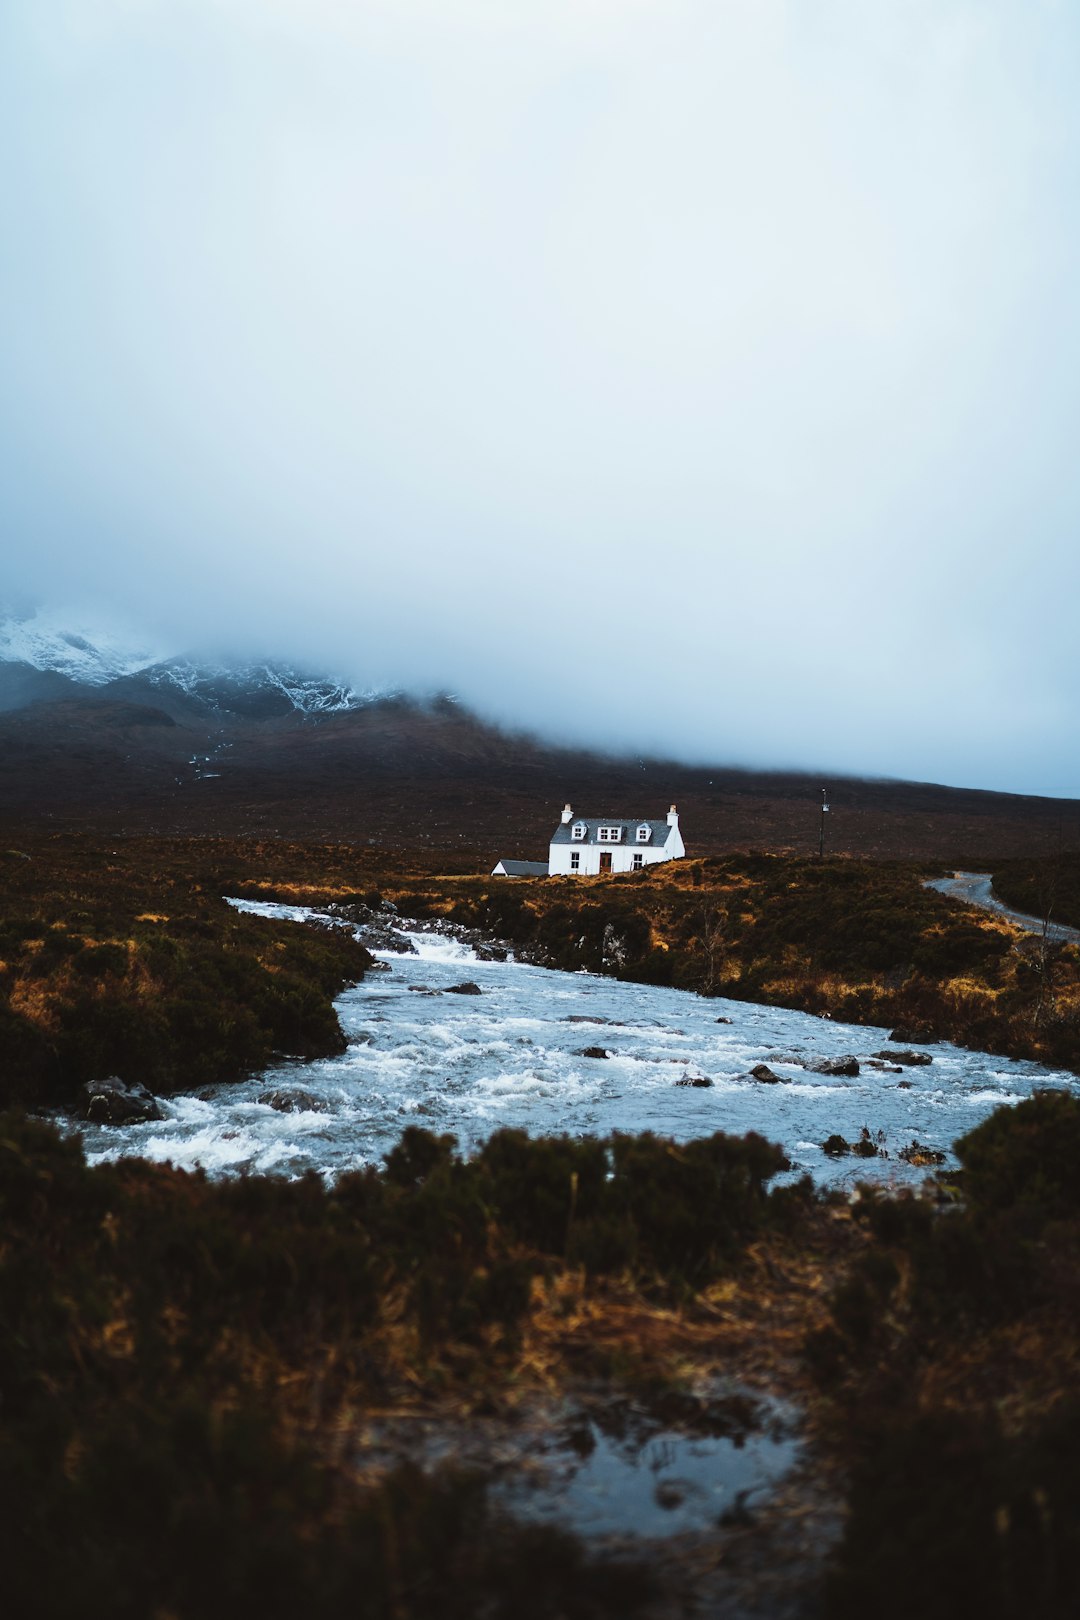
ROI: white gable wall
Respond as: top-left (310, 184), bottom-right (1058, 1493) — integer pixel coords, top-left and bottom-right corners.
top-left (548, 812), bottom-right (684, 876)
top-left (548, 840), bottom-right (673, 876)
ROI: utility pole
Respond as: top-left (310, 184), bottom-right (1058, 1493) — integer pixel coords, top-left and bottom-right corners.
top-left (818, 788), bottom-right (829, 860)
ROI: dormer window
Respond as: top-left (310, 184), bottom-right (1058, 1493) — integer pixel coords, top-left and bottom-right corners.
top-left (636, 824), bottom-right (652, 843)
top-left (597, 826), bottom-right (623, 843)
top-left (571, 821), bottom-right (588, 841)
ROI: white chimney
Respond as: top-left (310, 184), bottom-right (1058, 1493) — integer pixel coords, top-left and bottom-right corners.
top-left (561, 803), bottom-right (574, 824)
top-left (667, 804), bottom-right (679, 827)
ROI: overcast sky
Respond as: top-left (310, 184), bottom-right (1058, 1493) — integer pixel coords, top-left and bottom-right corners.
top-left (2, 1), bottom-right (1079, 795)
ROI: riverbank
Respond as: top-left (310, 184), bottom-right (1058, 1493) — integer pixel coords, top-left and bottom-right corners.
top-left (72, 898), bottom-right (1077, 1190)
top-left (231, 848), bottom-right (1080, 1077)
top-left (0, 835), bottom-right (374, 1112)
top-left (5, 832), bottom-right (1079, 1116)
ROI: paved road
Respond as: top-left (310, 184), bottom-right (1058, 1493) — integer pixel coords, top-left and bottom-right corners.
top-left (925, 871), bottom-right (1080, 945)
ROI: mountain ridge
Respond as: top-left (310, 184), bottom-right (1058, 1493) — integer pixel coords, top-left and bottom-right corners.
top-left (0, 608), bottom-right (381, 720)
top-left (3, 610), bottom-right (1078, 861)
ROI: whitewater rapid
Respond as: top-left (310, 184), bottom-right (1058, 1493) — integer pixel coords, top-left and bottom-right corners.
top-left (74, 899), bottom-right (1079, 1186)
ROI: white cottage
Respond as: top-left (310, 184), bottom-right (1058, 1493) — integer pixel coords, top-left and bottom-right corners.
top-left (547, 804), bottom-right (685, 876)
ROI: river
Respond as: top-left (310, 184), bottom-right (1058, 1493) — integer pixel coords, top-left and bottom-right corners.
top-left (71, 898), bottom-right (1079, 1187)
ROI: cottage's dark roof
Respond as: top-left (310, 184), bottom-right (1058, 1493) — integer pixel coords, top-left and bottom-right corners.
top-left (549, 818), bottom-right (674, 847)
top-left (493, 859), bottom-right (549, 876)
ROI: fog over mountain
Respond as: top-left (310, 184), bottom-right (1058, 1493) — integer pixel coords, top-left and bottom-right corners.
top-left (2, 3), bottom-right (1079, 796)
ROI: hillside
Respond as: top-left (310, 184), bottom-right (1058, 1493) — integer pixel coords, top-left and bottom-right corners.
top-left (1, 684), bottom-right (1078, 863)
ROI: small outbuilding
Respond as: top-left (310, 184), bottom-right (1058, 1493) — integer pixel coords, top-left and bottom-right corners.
top-left (490, 858), bottom-right (550, 878)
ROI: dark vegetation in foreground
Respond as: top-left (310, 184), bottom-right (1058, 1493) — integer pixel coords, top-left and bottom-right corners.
top-left (2, 1096), bottom-right (1079, 1617)
top-left (0, 1115), bottom-right (798, 1618)
top-left (819, 1088), bottom-right (1080, 1619)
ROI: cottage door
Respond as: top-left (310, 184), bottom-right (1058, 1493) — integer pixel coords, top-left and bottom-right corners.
top-left (599, 852), bottom-right (612, 873)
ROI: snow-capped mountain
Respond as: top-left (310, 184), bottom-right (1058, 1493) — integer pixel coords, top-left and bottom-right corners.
top-left (0, 605), bottom-right (164, 686)
top-left (138, 657), bottom-right (380, 718)
top-left (0, 607), bottom-right (379, 718)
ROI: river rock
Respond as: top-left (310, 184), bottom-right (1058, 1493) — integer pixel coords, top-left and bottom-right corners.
top-left (363, 924), bottom-right (418, 954)
top-left (446, 981), bottom-right (483, 995)
top-left (579, 1046), bottom-right (610, 1059)
top-left (898, 1140), bottom-right (947, 1166)
top-left (750, 1064), bottom-right (786, 1084)
top-left (675, 1075), bottom-right (714, 1088)
top-left (715, 1016), bottom-right (733, 1024)
top-left (873, 1049), bottom-right (933, 1067)
top-left (866, 1059), bottom-right (903, 1073)
top-left (822, 1133), bottom-right (851, 1157)
top-left (888, 1025), bottom-right (935, 1044)
top-left (257, 1089), bottom-right (330, 1114)
top-left (808, 1055), bottom-right (860, 1077)
top-left (82, 1076), bottom-right (164, 1125)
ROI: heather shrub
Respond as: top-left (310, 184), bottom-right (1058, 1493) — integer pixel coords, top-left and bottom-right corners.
top-left (956, 1089), bottom-right (1080, 1225)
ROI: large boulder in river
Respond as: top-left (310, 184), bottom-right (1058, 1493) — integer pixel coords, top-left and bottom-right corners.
top-left (446, 981), bottom-right (483, 995)
top-left (82, 1076), bottom-right (164, 1125)
top-left (873, 1049), bottom-right (933, 1067)
top-left (257, 1089), bottom-right (330, 1114)
top-left (363, 924), bottom-right (418, 954)
top-left (675, 1075), bottom-right (714, 1088)
top-left (750, 1064), bottom-right (787, 1084)
top-left (808, 1055), bottom-right (860, 1077)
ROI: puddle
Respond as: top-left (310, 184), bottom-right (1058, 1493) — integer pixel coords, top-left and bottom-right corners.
top-left (499, 1413), bottom-right (797, 1539)
top-left (358, 1390), bottom-right (798, 1544)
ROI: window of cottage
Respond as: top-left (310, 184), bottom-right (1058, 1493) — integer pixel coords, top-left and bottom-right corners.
top-left (636, 824), bottom-right (651, 842)
top-left (570, 850), bottom-right (580, 870)
top-left (598, 826), bottom-right (623, 842)
top-left (571, 822), bottom-right (587, 841)
top-left (632, 852), bottom-right (644, 869)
